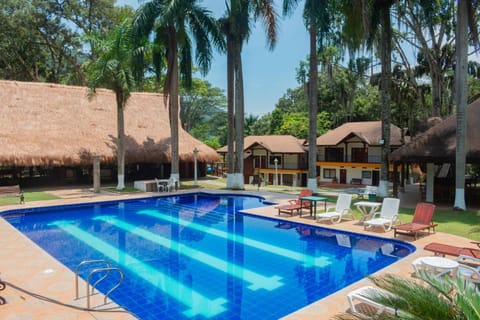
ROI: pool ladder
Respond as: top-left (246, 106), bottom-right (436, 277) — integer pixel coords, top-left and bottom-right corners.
top-left (75, 260), bottom-right (124, 308)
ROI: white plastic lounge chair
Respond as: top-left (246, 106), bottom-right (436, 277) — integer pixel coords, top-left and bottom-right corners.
top-left (455, 256), bottom-right (480, 285)
top-left (317, 193), bottom-right (354, 224)
top-left (347, 286), bottom-right (397, 317)
top-left (457, 263), bottom-right (480, 285)
top-left (360, 185), bottom-right (378, 199)
top-left (364, 198), bottom-right (401, 232)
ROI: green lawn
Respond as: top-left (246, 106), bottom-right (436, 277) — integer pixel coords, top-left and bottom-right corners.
top-left (396, 206), bottom-right (480, 241)
top-left (0, 191), bottom-right (59, 205)
top-left (184, 178), bottom-right (480, 241)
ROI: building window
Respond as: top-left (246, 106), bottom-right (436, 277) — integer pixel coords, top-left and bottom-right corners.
top-left (352, 147), bottom-right (368, 162)
top-left (362, 170), bottom-right (371, 179)
top-left (323, 168), bottom-right (336, 179)
top-left (325, 148), bottom-right (344, 162)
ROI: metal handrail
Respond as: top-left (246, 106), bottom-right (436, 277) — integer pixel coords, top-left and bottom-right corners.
top-left (74, 260), bottom-right (110, 299)
top-left (86, 267), bottom-right (124, 308)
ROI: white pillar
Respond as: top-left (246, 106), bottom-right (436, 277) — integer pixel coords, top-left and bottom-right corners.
top-left (193, 147), bottom-right (198, 187)
top-left (93, 156), bottom-right (100, 193)
top-left (426, 163), bottom-right (435, 202)
top-left (274, 158), bottom-right (278, 186)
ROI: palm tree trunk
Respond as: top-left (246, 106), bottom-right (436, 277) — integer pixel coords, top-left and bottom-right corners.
top-left (378, 5), bottom-right (392, 198)
top-left (454, 0), bottom-right (467, 210)
top-left (307, 18), bottom-right (318, 192)
top-left (226, 35), bottom-right (236, 188)
top-left (116, 93), bottom-right (126, 190)
top-left (233, 40), bottom-right (245, 189)
top-left (168, 25), bottom-right (180, 182)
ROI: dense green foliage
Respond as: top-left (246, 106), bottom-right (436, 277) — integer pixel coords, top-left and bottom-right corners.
top-left (180, 78), bottom-right (227, 149)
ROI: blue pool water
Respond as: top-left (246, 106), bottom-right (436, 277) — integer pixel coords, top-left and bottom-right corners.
top-left (2, 193), bottom-right (414, 319)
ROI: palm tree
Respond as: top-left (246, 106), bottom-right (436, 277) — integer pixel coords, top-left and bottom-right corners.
top-left (283, 0), bottom-right (336, 193)
top-left (134, 0), bottom-right (224, 183)
top-left (341, 0), bottom-right (396, 198)
top-left (454, 0), bottom-right (468, 210)
top-left (453, 1), bottom-right (479, 210)
top-left (220, 0), bottom-right (278, 190)
top-left (244, 114), bottom-right (259, 136)
top-left (86, 17), bottom-right (137, 190)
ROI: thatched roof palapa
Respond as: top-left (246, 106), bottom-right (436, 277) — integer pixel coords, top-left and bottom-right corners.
top-left (0, 80), bottom-right (219, 166)
top-left (391, 98), bottom-right (480, 163)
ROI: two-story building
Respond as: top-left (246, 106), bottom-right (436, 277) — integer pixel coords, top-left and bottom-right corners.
top-left (316, 121), bottom-right (407, 186)
top-left (218, 135), bottom-right (308, 186)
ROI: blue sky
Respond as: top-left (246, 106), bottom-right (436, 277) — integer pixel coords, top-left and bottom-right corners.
top-left (118, 0), bottom-right (309, 116)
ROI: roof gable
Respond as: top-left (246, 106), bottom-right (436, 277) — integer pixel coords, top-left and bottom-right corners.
top-left (316, 121), bottom-right (405, 146)
top-left (218, 135), bottom-right (306, 153)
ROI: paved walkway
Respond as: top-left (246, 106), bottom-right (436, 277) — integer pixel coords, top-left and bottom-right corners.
top-left (0, 184), bottom-right (475, 319)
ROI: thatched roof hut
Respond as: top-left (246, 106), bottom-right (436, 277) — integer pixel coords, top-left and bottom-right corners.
top-left (0, 80), bottom-right (219, 166)
top-left (391, 98), bottom-right (480, 163)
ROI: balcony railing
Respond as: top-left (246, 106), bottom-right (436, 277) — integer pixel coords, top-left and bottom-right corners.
top-left (317, 155), bottom-right (381, 163)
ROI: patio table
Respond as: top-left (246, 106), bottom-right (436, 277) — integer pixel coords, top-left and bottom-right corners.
top-left (355, 201), bottom-right (382, 223)
top-left (299, 196), bottom-right (328, 219)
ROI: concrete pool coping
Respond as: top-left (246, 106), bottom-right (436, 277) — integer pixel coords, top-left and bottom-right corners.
top-left (0, 187), bottom-right (476, 319)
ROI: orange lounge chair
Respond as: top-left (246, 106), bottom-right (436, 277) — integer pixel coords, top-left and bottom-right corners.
top-left (276, 189), bottom-right (313, 216)
top-left (424, 242), bottom-right (480, 259)
top-left (392, 202), bottom-right (437, 240)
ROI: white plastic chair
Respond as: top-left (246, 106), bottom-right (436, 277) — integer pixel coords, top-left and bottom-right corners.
top-left (364, 198), bottom-right (401, 232)
top-left (155, 178), bottom-right (166, 192)
top-left (317, 193), bottom-right (354, 224)
top-left (166, 177), bottom-right (178, 192)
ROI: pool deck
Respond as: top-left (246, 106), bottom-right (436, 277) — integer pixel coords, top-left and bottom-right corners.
top-left (0, 186), bottom-right (477, 320)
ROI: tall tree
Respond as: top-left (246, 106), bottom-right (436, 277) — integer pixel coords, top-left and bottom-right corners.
top-left (86, 17), bottom-right (137, 190)
top-left (0, 0), bottom-right (84, 84)
top-left (283, 0), bottom-right (336, 192)
top-left (453, 0), bottom-right (479, 210)
top-left (396, 0), bottom-right (456, 117)
top-left (454, 0), bottom-right (468, 210)
top-left (220, 0), bottom-right (278, 189)
top-left (134, 0), bottom-right (224, 183)
top-left (342, 0), bottom-right (396, 198)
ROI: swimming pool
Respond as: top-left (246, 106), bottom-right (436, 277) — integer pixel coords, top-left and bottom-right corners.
top-left (2, 193), bottom-right (414, 319)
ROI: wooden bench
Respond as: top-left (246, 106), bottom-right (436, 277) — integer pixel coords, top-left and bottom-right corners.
top-left (350, 178), bottom-right (362, 185)
top-left (0, 185), bottom-right (24, 203)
